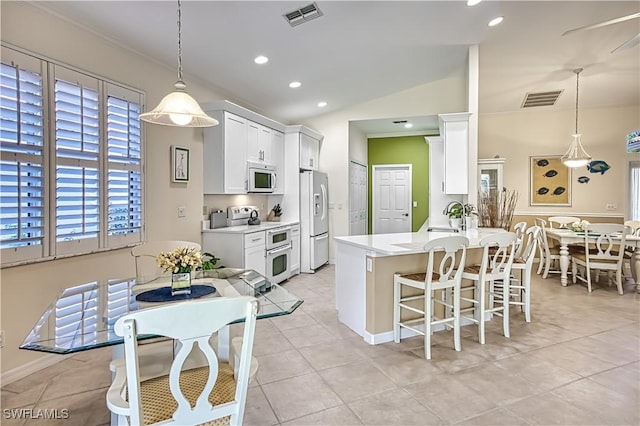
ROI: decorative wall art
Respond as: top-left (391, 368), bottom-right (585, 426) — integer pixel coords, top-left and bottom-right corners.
top-left (172, 146), bottom-right (189, 182)
top-left (586, 160), bottom-right (611, 175)
top-left (530, 156), bottom-right (571, 206)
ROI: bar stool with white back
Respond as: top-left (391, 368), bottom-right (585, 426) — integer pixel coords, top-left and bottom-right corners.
top-left (460, 232), bottom-right (517, 345)
top-left (494, 226), bottom-right (540, 323)
top-left (571, 223), bottom-right (629, 294)
top-left (393, 236), bottom-right (469, 359)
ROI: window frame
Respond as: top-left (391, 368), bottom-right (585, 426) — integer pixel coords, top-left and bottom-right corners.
top-left (1, 43), bottom-right (145, 267)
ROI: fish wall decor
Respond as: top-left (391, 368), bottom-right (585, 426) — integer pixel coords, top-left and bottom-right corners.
top-left (587, 160), bottom-right (611, 175)
top-left (577, 176), bottom-right (590, 184)
top-left (530, 156), bottom-right (571, 206)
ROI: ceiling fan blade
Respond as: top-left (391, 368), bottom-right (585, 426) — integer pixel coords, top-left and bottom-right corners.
top-left (611, 33), bottom-right (640, 54)
top-left (563, 12), bottom-right (640, 36)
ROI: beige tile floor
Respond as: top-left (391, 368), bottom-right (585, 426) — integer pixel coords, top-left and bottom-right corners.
top-left (2, 265), bottom-right (639, 425)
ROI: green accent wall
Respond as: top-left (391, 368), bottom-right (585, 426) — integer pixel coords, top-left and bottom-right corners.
top-left (368, 136), bottom-right (429, 233)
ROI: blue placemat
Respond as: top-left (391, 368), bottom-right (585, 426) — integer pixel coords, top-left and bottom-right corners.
top-left (136, 285), bottom-right (216, 302)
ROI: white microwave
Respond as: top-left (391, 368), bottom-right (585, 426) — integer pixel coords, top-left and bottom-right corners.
top-left (248, 162), bottom-right (276, 193)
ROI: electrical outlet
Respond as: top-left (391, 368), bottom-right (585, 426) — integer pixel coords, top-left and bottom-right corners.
top-left (0, 330), bottom-right (4, 348)
top-left (605, 203), bottom-right (617, 211)
top-left (202, 205), bottom-right (208, 215)
top-left (177, 206), bottom-right (186, 217)
top-left (366, 258), bottom-right (373, 272)
top-left (413, 201), bottom-right (418, 207)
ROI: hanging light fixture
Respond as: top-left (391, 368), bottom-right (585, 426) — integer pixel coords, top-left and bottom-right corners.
top-left (561, 68), bottom-right (591, 168)
top-left (140, 0), bottom-right (218, 127)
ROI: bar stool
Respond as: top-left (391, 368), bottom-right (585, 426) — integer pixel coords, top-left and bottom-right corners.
top-left (393, 236), bottom-right (469, 359)
top-left (460, 232), bottom-right (517, 345)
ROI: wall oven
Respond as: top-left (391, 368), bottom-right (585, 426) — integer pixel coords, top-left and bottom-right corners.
top-left (265, 226), bottom-right (292, 284)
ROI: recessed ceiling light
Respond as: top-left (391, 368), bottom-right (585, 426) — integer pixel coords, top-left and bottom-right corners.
top-left (467, 0), bottom-right (482, 6)
top-left (254, 55), bottom-right (269, 65)
top-left (317, 101), bottom-right (327, 108)
top-left (404, 123), bottom-right (413, 128)
top-left (488, 16), bottom-right (504, 27)
top-left (289, 81), bottom-right (302, 88)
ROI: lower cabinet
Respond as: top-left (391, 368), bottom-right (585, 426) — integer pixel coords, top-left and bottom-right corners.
top-left (291, 225), bottom-right (301, 276)
top-left (201, 230), bottom-right (265, 276)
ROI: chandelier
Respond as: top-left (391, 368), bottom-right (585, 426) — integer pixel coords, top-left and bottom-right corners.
top-left (561, 68), bottom-right (591, 168)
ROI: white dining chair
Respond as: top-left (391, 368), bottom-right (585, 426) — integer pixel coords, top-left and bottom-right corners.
top-left (547, 216), bottom-right (580, 229)
top-left (131, 240), bottom-right (202, 284)
top-left (460, 232), bottom-right (517, 345)
top-left (106, 296), bottom-right (258, 426)
top-left (623, 220), bottom-right (640, 282)
top-left (534, 218), bottom-right (547, 274)
top-left (571, 223), bottom-right (629, 295)
top-left (393, 236), bottom-right (469, 359)
top-left (493, 226), bottom-right (540, 323)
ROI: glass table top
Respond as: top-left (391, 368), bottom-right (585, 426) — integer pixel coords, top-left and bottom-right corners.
top-left (20, 268), bottom-right (303, 354)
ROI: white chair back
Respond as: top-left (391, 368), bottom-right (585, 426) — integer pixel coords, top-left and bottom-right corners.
top-left (132, 240), bottom-right (202, 283)
top-left (624, 220), bottom-right (640, 236)
top-left (480, 232), bottom-right (518, 279)
top-left (108, 296), bottom-right (258, 426)
top-left (519, 226), bottom-right (541, 266)
top-left (583, 223), bottom-right (628, 262)
top-left (423, 236), bottom-right (469, 288)
top-left (512, 221), bottom-right (527, 257)
top-left (548, 216), bottom-right (580, 229)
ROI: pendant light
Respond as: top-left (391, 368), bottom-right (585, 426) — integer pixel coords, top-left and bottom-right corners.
top-left (140, 0), bottom-right (218, 127)
top-left (561, 68), bottom-right (591, 168)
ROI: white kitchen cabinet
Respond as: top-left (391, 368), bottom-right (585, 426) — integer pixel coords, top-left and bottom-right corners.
top-left (201, 230), bottom-right (265, 276)
top-left (300, 132), bottom-right (320, 170)
top-left (247, 122), bottom-right (272, 164)
top-left (290, 224), bottom-right (301, 275)
top-left (271, 130), bottom-right (284, 194)
top-left (478, 158), bottom-right (505, 196)
top-left (204, 111), bottom-right (247, 194)
top-left (438, 113), bottom-right (471, 195)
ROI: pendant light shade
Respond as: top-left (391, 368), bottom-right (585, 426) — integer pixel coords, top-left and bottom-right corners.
top-left (561, 68), bottom-right (591, 168)
top-left (140, 1), bottom-right (218, 127)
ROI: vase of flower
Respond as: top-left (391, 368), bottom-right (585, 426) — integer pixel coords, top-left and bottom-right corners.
top-left (157, 246), bottom-right (203, 296)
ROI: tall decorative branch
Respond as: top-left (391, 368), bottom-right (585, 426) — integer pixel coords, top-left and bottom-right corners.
top-left (477, 189), bottom-right (519, 230)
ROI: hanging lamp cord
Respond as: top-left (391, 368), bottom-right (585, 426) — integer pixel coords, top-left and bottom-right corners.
top-left (574, 68), bottom-right (581, 134)
top-left (177, 0), bottom-right (183, 82)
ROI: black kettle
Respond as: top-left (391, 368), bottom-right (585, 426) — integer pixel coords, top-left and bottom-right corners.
top-left (248, 209), bottom-right (261, 226)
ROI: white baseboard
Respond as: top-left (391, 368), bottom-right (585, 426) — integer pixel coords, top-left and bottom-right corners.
top-left (2, 353), bottom-right (66, 385)
top-left (363, 316), bottom-right (483, 345)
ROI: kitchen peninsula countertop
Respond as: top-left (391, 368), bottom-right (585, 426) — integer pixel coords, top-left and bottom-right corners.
top-left (202, 221), bottom-right (299, 234)
top-left (334, 227), bottom-right (505, 256)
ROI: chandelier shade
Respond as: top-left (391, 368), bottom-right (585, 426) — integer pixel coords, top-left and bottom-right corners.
top-left (561, 68), bottom-right (591, 168)
top-left (140, 1), bottom-right (218, 128)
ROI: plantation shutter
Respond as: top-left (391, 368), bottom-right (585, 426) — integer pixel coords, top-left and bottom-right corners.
top-left (53, 66), bottom-right (100, 255)
top-left (0, 51), bottom-right (46, 263)
top-left (106, 83), bottom-right (143, 247)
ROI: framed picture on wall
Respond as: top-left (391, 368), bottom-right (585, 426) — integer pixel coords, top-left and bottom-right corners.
top-left (529, 155), bottom-right (571, 206)
top-left (172, 146), bottom-right (189, 182)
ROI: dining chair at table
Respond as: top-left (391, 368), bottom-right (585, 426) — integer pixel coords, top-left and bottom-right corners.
top-left (106, 296), bottom-right (258, 426)
top-left (393, 236), bottom-right (469, 360)
top-left (493, 225), bottom-right (540, 323)
top-left (131, 240), bottom-right (202, 283)
top-left (571, 223), bottom-right (629, 295)
top-left (548, 216), bottom-right (581, 229)
top-left (623, 220), bottom-right (640, 282)
top-left (538, 222), bottom-right (564, 279)
top-left (534, 218), bottom-right (547, 274)
top-left (460, 232), bottom-right (517, 345)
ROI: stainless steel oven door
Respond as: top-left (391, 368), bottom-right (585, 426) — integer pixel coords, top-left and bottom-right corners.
top-left (266, 243), bottom-right (292, 284)
top-left (266, 226), bottom-right (292, 250)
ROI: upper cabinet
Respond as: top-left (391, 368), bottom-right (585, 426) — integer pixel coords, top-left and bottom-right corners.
top-left (438, 113), bottom-right (471, 195)
top-left (202, 101), bottom-right (286, 195)
top-left (300, 132), bottom-right (320, 170)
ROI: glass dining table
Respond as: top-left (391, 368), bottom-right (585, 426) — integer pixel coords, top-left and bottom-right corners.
top-left (20, 268), bottom-right (303, 359)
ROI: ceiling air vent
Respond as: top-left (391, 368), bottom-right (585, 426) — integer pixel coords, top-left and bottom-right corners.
top-left (284, 2), bottom-right (323, 27)
top-left (521, 90), bottom-right (563, 108)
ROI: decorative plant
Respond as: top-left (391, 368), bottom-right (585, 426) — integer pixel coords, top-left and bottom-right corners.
top-left (156, 246), bottom-right (202, 274)
top-left (200, 252), bottom-right (223, 270)
top-left (570, 219), bottom-right (590, 232)
top-left (463, 203), bottom-right (478, 217)
top-left (477, 189), bottom-right (519, 230)
top-left (447, 204), bottom-right (464, 219)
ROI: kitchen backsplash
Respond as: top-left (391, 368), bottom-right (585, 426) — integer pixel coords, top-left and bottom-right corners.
top-left (203, 194), bottom-right (284, 220)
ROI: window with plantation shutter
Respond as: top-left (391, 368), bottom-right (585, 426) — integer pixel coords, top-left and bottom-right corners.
top-left (0, 54), bottom-right (46, 263)
top-left (0, 45), bottom-right (145, 265)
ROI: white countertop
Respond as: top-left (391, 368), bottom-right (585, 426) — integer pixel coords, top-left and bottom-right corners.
top-left (334, 227), bottom-right (506, 256)
top-left (202, 221), bottom-right (299, 234)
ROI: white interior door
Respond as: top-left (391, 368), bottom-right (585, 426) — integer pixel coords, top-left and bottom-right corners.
top-left (373, 165), bottom-right (411, 234)
top-left (349, 161), bottom-right (367, 235)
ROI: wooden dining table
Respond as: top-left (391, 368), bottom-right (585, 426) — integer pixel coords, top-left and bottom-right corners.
top-left (544, 228), bottom-right (640, 293)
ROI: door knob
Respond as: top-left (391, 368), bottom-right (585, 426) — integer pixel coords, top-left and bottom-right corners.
top-left (402, 213), bottom-right (409, 217)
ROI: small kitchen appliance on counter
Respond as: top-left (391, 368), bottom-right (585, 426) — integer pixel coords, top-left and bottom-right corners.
top-left (210, 210), bottom-right (227, 229)
top-left (227, 205), bottom-right (260, 227)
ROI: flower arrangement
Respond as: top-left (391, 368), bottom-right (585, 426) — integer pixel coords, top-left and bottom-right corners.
top-left (570, 219), bottom-right (590, 232)
top-left (156, 246), bottom-right (203, 274)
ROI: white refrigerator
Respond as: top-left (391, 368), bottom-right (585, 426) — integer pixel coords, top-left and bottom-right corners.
top-left (300, 170), bottom-right (329, 273)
